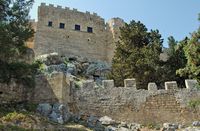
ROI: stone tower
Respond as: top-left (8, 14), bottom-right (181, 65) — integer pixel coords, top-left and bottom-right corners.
top-left (105, 18), bottom-right (125, 63)
top-left (33, 3), bottom-right (125, 64)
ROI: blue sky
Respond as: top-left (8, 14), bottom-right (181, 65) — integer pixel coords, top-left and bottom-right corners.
top-left (30, 0), bottom-right (200, 47)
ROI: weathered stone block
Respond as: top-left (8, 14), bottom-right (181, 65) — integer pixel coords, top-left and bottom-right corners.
top-left (148, 83), bottom-right (157, 91)
top-left (65, 7), bottom-right (69, 10)
top-left (165, 81), bottom-right (178, 90)
top-left (57, 5), bottom-right (62, 9)
top-left (41, 3), bottom-right (46, 6)
top-left (102, 80), bottom-right (114, 88)
top-left (185, 79), bottom-right (198, 89)
top-left (124, 79), bottom-right (136, 88)
top-left (82, 80), bottom-right (94, 90)
top-left (49, 4), bottom-right (54, 7)
top-left (73, 8), bottom-right (77, 11)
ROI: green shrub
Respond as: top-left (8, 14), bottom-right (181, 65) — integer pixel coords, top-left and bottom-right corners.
top-left (0, 61), bottom-right (40, 88)
top-left (0, 124), bottom-right (27, 131)
top-left (189, 100), bottom-right (200, 109)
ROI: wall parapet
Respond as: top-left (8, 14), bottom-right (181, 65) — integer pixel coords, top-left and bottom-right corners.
top-left (39, 3), bottom-right (103, 20)
top-left (78, 78), bottom-right (199, 93)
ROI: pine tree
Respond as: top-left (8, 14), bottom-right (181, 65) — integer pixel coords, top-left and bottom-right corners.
top-left (0, 0), bottom-right (34, 62)
top-left (0, 0), bottom-right (37, 87)
top-left (177, 29), bottom-right (200, 82)
top-left (160, 36), bottom-right (187, 87)
top-left (109, 20), bottom-right (163, 89)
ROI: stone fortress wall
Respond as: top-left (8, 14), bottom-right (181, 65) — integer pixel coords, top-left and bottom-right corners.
top-left (73, 78), bottom-right (200, 124)
top-left (32, 73), bottom-right (200, 124)
top-left (0, 72), bottom-right (200, 124)
top-left (34, 3), bottom-right (125, 63)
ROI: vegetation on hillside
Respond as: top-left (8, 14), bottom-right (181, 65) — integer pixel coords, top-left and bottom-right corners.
top-left (109, 20), bottom-right (163, 88)
top-left (109, 15), bottom-right (200, 88)
top-left (177, 27), bottom-right (200, 83)
top-left (0, 0), bottom-right (39, 87)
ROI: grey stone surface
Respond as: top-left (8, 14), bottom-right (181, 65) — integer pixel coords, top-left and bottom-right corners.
top-left (192, 121), bottom-right (200, 127)
top-left (102, 80), bottom-right (114, 88)
top-left (37, 103), bottom-right (52, 117)
top-left (124, 79), bottom-right (136, 88)
top-left (82, 80), bottom-right (95, 91)
top-left (37, 103), bottom-right (71, 124)
top-left (185, 79), bottom-right (198, 89)
top-left (148, 82), bottom-right (157, 91)
top-left (99, 116), bottom-right (115, 125)
top-left (105, 126), bottom-right (117, 131)
top-left (163, 123), bottom-right (179, 130)
top-left (165, 81), bottom-right (178, 90)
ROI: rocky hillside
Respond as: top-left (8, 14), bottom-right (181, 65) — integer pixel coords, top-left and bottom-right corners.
top-left (36, 53), bottom-right (110, 85)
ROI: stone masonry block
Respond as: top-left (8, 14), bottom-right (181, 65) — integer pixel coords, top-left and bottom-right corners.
top-left (73, 8), bottom-right (78, 11)
top-left (57, 5), bottom-right (62, 9)
top-left (124, 79), bottom-right (136, 88)
top-left (65, 7), bottom-right (70, 10)
top-left (49, 4), bottom-right (54, 7)
top-left (185, 79), bottom-right (198, 89)
top-left (102, 80), bottom-right (114, 88)
top-left (82, 80), bottom-right (94, 90)
top-left (165, 81), bottom-right (178, 90)
top-left (41, 3), bottom-right (46, 6)
top-left (148, 83), bottom-right (157, 91)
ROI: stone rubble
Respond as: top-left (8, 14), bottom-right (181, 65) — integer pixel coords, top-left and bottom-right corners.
top-left (37, 103), bottom-right (71, 124)
top-left (28, 104), bottom-right (200, 131)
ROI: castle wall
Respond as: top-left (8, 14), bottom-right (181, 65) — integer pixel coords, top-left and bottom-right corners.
top-left (73, 79), bottom-right (200, 124)
top-left (34, 3), bottom-right (116, 63)
top-left (1, 71), bottom-right (199, 124)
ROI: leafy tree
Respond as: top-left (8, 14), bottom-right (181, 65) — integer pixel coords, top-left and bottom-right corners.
top-left (0, 0), bottom-right (38, 87)
top-left (109, 20), bottom-right (163, 89)
top-left (177, 29), bottom-right (200, 82)
top-left (160, 36), bottom-right (187, 87)
top-left (0, 0), bottom-right (34, 62)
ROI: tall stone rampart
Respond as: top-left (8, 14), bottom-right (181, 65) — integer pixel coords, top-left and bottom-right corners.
top-left (34, 3), bottom-right (121, 63)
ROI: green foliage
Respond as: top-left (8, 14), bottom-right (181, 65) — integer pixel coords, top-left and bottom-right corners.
top-left (0, 0), bottom-right (34, 62)
top-left (0, 0), bottom-right (37, 87)
top-left (188, 100), bottom-right (200, 109)
top-left (0, 103), bottom-right (37, 117)
top-left (0, 61), bottom-right (40, 88)
top-left (177, 28), bottom-right (200, 82)
top-left (160, 37), bottom-right (188, 87)
top-left (1, 112), bottom-right (27, 122)
top-left (0, 124), bottom-right (27, 131)
top-left (109, 20), bottom-right (163, 88)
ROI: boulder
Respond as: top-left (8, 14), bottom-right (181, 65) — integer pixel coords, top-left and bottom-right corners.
top-left (49, 111), bottom-right (59, 123)
top-left (67, 63), bottom-right (76, 75)
top-left (37, 103), bottom-right (71, 124)
top-left (127, 123), bottom-right (141, 130)
top-left (37, 103), bottom-right (52, 117)
top-left (118, 127), bottom-right (129, 131)
top-left (163, 123), bottom-right (179, 130)
top-left (192, 121), bottom-right (200, 127)
top-left (182, 127), bottom-right (200, 131)
top-left (105, 126), bottom-right (117, 131)
top-left (99, 116), bottom-right (115, 125)
top-left (87, 115), bottom-right (101, 129)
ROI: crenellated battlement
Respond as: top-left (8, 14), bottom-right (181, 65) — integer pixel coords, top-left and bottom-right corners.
top-left (39, 3), bottom-right (103, 20)
top-left (80, 78), bottom-right (198, 92)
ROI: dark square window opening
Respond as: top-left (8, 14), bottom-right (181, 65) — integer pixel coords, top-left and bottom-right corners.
top-left (87, 27), bottom-right (93, 33)
top-left (59, 23), bottom-right (65, 29)
top-left (75, 24), bottom-right (81, 31)
top-left (48, 21), bottom-right (53, 27)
